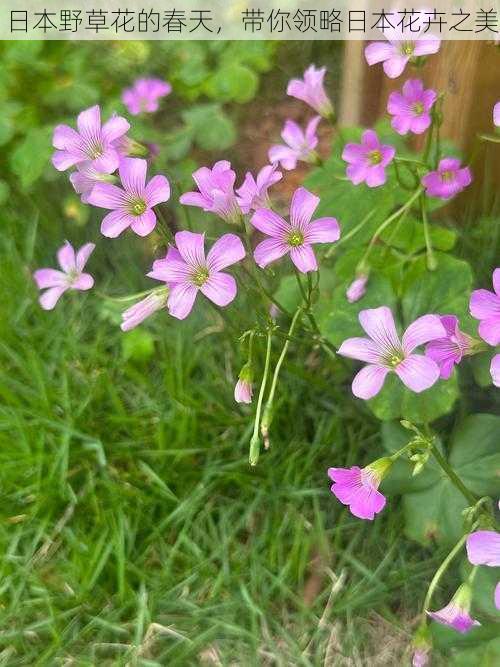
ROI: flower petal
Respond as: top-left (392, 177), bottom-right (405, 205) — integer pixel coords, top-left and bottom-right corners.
top-left (174, 231), bottom-right (206, 267)
top-left (75, 243), bottom-right (96, 272)
top-left (352, 365), bottom-right (389, 399)
top-left (39, 286), bottom-right (67, 310)
top-left (402, 314), bottom-right (447, 354)
top-left (493, 268), bottom-right (500, 297)
top-left (358, 306), bottom-right (401, 354)
top-left (200, 272), bottom-right (237, 307)
top-left (251, 209), bottom-right (289, 238)
top-left (101, 114), bottom-right (130, 142)
top-left (478, 318), bottom-right (500, 346)
top-left (206, 234), bottom-right (245, 273)
top-left (290, 244), bottom-right (317, 273)
top-left (281, 120), bottom-right (304, 149)
top-left (383, 55), bottom-right (409, 78)
top-left (77, 105), bottom-right (101, 138)
top-left (33, 269), bottom-right (66, 289)
top-left (466, 531), bottom-right (500, 567)
top-left (305, 217), bottom-right (340, 244)
top-left (57, 242), bottom-right (76, 273)
top-left (167, 282), bottom-right (198, 320)
top-left (254, 238), bottom-right (289, 269)
top-left (268, 145), bottom-right (298, 170)
top-left (365, 41), bottom-right (396, 65)
top-left (470, 288), bottom-right (500, 321)
top-left (337, 337), bottom-right (383, 364)
top-left (130, 210), bottom-right (157, 237)
top-left (88, 183), bottom-right (127, 210)
top-left (119, 157), bottom-right (147, 194)
top-left (145, 174), bottom-right (171, 207)
top-left (72, 273), bottom-right (94, 290)
top-left (290, 187), bottom-right (320, 230)
top-left (100, 210), bottom-right (132, 238)
top-left (395, 354), bottom-right (440, 392)
top-left (491, 354), bottom-right (500, 388)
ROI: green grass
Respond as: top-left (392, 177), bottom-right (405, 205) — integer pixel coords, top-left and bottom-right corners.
top-left (0, 206), bottom-right (453, 666)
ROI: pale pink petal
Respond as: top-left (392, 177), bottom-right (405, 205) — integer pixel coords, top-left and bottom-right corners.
top-left (167, 282), bottom-right (198, 320)
top-left (495, 583), bottom-right (500, 610)
top-left (148, 253), bottom-right (190, 284)
top-left (365, 166), bottom-right (387, 188)
top-left (52, 150), bottom-right (82, 171)
top-left (290, 187), bottom-right (320, 230)
top-left (174, 231), bottom-right (206, 268)
top-left (493, 268), bottom-right (500, 297)
top-left (179, 192), bottom-right (210, 209)
top-left (52, 124), bottom-right (81, 151)
top-left (350, 487), bottom-right (386, 520)
top-left (33, 269), bottom-right (66, 289)
top-left (281, 120), bottom-right (304, 149)
top-left (290, 244), bottom-right (318, 273)
top-left (130, 210), bottom-right (157, 237)
top-left (383, 55), bottom-right (409, 78)
top-left (254, 238), bottom-right (290, 269)
top-left (402, 314), bottom-right (447, 354)
top-left (352, 365), bottom-right (389, 399)
top-left (145, 175), bottom-right (171, 207)
top-left (206, 234), bottom-right (245, 272)
top-left (305, 116), bottom-right (321, 143)
top-left (88, 183), bottom-right (127, 210)
top-left (413, 36), bottom-right (441, 57)
top-left (75, 243), bottom-right (96, 272)
top-left (494, 103), bottom-right (500, 128)
top-left (470, 288), bottom-right (500, 320)
top-left (268, 145), bottom-right (298, 171)
top-left (72, 273), bottom-right (94, 290)
top-left (337, 337), bottom-right (384, 364)
top-left (200, 272), bottom-right (237, 307)
top-left (251, 209), bottom-right (290, 238)
top-left (119, 157), bottom-right (147, 194)
top-left (100, 210), bottom-right (132, 238)
top-left (358, 307), bottom-right (401, 353)
top-left (101, 115), bottom-right (130, 142)
top-left (39, 286), bottom-right (68, 310)
top-left (395, 354), bottom-right (440, 392)
top-left (478, 319), bottom-right (500, 346)
top-left (365, 41), bottom-right (396, 65)
top-left (92, 149), bottom-right (120, 175)
top-left (491, 354), bottom-right (500, 388)
top-left (57, 242), bottom-right (76, 273)
top-left (305, 217), bottom-right (340, 244)
top-left (77, 105), bottom-right (101, 137)
top-left (346, 163), bottom-right (369, 185)
top-left (466, 531), bottom-right (500, 567)
top-left (342, 143), bottom-right (365, 163)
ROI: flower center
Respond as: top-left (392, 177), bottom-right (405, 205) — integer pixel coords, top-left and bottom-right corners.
top-left (287, 230), bottom-right (304, 247)
top-left (412, 102), bottom-right (424, 116)
top-left (66, 269), bottom-right (79, 284)
top-left (87, 140), bottom-right (104, 159)
top-left (368, 150), bottom-right (382, 165)
top-left (191, 266), bottom-right (209, 287)
top-left (129, 198), bottom-right (147, 216)
top-left (400, 41), bottom-right (414, 56)
top-left (387, 353), bottom-right (404, 368)
top-left (440, 170), bottom-right (455, 182)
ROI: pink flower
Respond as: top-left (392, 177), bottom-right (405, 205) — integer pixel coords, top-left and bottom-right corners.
top-left (268, 117), bottom-right (321, 171)
top-left (69, 162), bottom-right (117, 203)
top-left (327, 458), bottom-right (391, 520)
top-left (469, 268), bottom-right (500, 346)
top-left (234, 363), bottom-right (253, 404)
top-left (251, 187), bottom-right (340, 274)
top-left (387, 79), bottom-right (437, 135)
top-left (235, 164), bottom-right (282, 214)
top-left (365, 33), bottom-right (440, 79)
top-left (338, 306), bottom-right (446, 399)
top-left (412, 648), bottom-right (430, 667)
top-left (346, 275), bottom-right (368, 303)
top-left (52, 105), bottom-right (130, 173)
top-left (342, 130), bottom-right (395, 188)
top-left (491, 354), bottom-right (500, 388)
top-left (286, 65), bottom-right (333, 118)
top-left (494, 102), bottom-right (500, 127)
top-left (422, 158), bottom-right (472, 200)
top-left (120, 290), bottom-right (168, 332)
top-left (146, 231), bottom-right (245, 320)
top-left (427, 584), bottom-right (480, 634)
top-left (180, 161), bottom-right (240, 223)
top-left (88, 158), bottom-right (170, 238)
top-left (122, 78), bottom-right (172, 115)
top-left (425, 315), bottom-right (474, 379)
top-left (33, 241), bottom-right (95, 310)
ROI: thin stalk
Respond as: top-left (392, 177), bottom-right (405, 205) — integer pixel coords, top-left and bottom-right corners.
top-left (419, 194), bottom-right (437, 271)
top-left (422, 533), bottom-right (468, 614)
top-left (154, 207), bottom-right (174, 243)
top-left (325, 210), bottom-right (376, 256)
top-left (430, 442), bottom-right (477, 506)
top-left (249, 329), bottom-right (273, 466)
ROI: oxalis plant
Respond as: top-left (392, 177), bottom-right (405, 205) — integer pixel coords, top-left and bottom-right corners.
top-left (33, 36), bottom-right (499, 666)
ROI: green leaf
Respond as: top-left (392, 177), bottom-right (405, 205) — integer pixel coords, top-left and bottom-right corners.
top-left (10, 126), bottom-right (53, 189)
top-left (450, 637), bottom-right (500, 666)
top-left (205, 64), bottom-right (259, 104)
top-left (182, 104), bottom-right (236, 151)
top-left (121, 330), bottom-right (155, 363)
top-left (380, 217), bottom-right (457, 254)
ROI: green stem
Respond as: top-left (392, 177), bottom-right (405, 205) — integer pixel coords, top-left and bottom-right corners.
top-left (422, 533), bottom-right (468, 615)
top-left (420, 194), bottom-right (437, 271)
top-left (260, 307), bottom-right (303, 446)
top-left (249, 329), bottom-right (273, 466)
top-left (430, 442), bottom-right (477, 506)
top-left (154, 207), bottom-right (174, 243)
top-left (325, 210), bottom-right (376, 257)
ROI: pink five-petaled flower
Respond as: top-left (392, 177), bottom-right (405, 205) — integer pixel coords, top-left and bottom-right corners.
top-left (469, 268), bottom-right (500, 346)
top-left (338, 306), bottom-right (446, 400)
top-left (342, 130), bottom-right (395, 188)
top-left (422, 158), bottom-right (472, 200)
top-left (33, 241), bottom-right (95, 311)
top-left (327, 458), bottom-right (391, 520)
top-left (52, 105), bottom-right (130, 173)
top-left (122, 78), bottom-right (172, 115)
top-left (365, 32), bottom-right (440, 79)
top-left (251, 187), bottom-right (340, 274)
top-left (494, 102), bottom-right (500, 127)
top-left (346, 275), bottom-right (368, 303)
top-left (387, 79), bottom-right (437, 135)
top-left (235, 164), bottom-right (282, 214)
top-left (180, 160), bottom-right (240, 223)
top-left (146, 231), bottom-right (245, 320)
top-left (286, 65), bottom-right (333, 118)
top-left (425, 315), bottom-right (475, 380)
top-left (427, 584), bottom-right (481, 634)
top-left (467, 529), bottom-right (500, 610)
top-left (88, 157), bottom-right (170, 238)
top-left (268, 116), bottom-right (321, 171)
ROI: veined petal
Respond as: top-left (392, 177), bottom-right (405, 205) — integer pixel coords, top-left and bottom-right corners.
top-left (281, 120), bottom-right (304, 149)
top-left (52, 150), bottom-right (83, 171)
top-left (254, 238), bottom-right (290, 269)
top-left (130, 209), bottom-right (157, 237)
top-left (175, 231), bottom-right (206, 268)
top-left (395, 354), bottom-right (440, 392)
top-left (148, 256), bottom-right (190, 284)
top-left (383, 55), bottom-right (409, 78)
top-left (200, 272), bottom-right (237, 307)
top-left (145, 174), bottom-right (171, 207)
top-left (358, 306), bottom-right (401, 355)
top-left (466, 531), bottom-right (500, 567)
top-left (352, 365), bottom-right (389, 399)
top-left (402, 314), bottom-right (447, 354)
top-left (290, 187), bottom-right (320, 230)
top-left (305, 217), bottom-right (340, 244)
top-left (77, 105), bottom-right (101, 138)
top-left (470, 289), bottom-right (500, 320)
top-left (100, 210), bottom-right (132, 238)
top-left (251, 209), bottom-right (289, 238)
top-left (119, 157), bottom-right (147, 194)
top-left (478, 318), bottom-right (500, 346)
top-left (167, 282), bottom-right (198, 320)
top-left (92, 149), bottom-right (120, 175)
top-left (338, 337), bottom-right (384, 363)
top-left (290, 244), bottom-right (317, 273)
top-left (88, 183), bottom-right (127, 210)
top-left (268, 145), bottom-right (298, 170)
top-left (101, 114), bottom-right (130, 142)
top-left (75, 243), bottom-right (96, 272)
top-left (52, 124), bottom-right (82, 151)
top-left (57, 242), bottom-right (76, 273)
top-left (206, 234), bottom-right (245, 273)
top-left (365, 41), bottom-right (396, 65)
